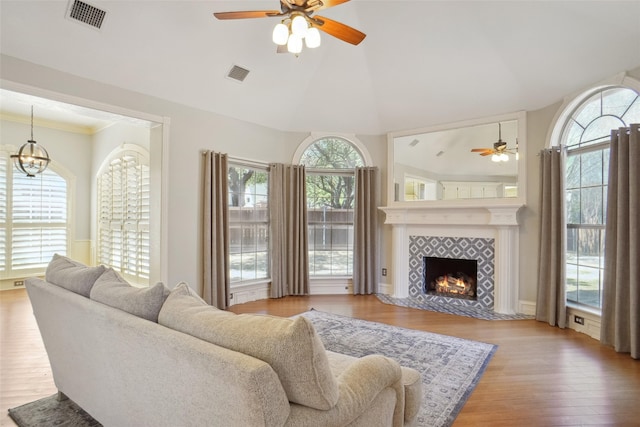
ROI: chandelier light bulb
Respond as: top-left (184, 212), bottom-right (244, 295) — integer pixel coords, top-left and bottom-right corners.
top-left (291, 15), bottom-right (308, 38)
top-left (272, 23), bottom-right (289, 45)
top-left (287, 34), bottom-right (303, 54)
top-left (305, 27), bottom-right (321, 48)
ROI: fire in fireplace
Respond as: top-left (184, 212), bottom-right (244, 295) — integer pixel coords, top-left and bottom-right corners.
top-left (423, 257), bottom-right (478, 300)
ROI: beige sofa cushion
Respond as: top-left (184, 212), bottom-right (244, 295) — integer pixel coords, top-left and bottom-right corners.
top-left (90, 268), bottom-right (170, 322)
top-left (45, 254), bottom-right (106, 297)
top-left (158, 283), bottom-right (339, 410)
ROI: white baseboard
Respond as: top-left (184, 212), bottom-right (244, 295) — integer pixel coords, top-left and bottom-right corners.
top-left (228, 282), bottom-right (269, 306)
top-left (518, 300), bottom-right (536, 316)
top-left (566, 306), bottom-right (601, 340)
top-left (378, 282), bottom-right (392, 295)
top-left (309, 278), bottom-right (352, 295)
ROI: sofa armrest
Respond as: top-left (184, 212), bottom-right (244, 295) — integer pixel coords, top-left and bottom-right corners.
top-left (286, 354), bottom-right (405, 427)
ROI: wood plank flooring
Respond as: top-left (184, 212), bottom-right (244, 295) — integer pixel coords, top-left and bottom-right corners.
top-left (1, 289), bottom-right (639, 426)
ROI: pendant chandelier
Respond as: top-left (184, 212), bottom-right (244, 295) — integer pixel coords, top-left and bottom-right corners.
top-left (11, 106), bottom-right (51, 177)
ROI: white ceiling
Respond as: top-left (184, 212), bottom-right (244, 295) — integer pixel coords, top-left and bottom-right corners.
top-left (1, 0), bottom-right (639, 134)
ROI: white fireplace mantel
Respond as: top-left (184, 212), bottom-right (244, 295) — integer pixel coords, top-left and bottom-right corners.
top-left (380, 200), bottom-right (525, 314)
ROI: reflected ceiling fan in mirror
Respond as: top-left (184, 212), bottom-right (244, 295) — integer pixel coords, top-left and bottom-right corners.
top-left (471, 123), bottom-right (518, 162)
top-left (213, 0), bottom-right (366, 55)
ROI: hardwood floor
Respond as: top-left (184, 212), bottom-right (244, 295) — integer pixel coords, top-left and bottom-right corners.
top-left (1, 289), bottom-right (639, 426)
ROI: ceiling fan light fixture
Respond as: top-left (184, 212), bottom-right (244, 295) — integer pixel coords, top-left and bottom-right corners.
top-left (272, 22), bottom-right (289, 45)
top-left (500, 153), bottom-right (509, 162)
top-left (491, 153), bottom-right (501, 163)
top-left (291, 15), bottom-right (308, 38)
top-left (287, 33), bottom-right (303, 54)
top-left (305, 27), bottom-right (321, 48)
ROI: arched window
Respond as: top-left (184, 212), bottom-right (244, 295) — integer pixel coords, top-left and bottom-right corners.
top-left (97, 146), bottom-right (150, 285)
top-left (0, 148), bottom-right (69, 277)
top-left (561, 87), bottom-right (640, 309)
top-left (299, 136), bottom-right (365, 276)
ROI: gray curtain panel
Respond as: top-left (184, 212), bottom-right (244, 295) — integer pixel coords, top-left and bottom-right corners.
top-left (601, 124), bottom-right (640, 359)
top-left (201, 150), bottom-right (230, 309)
top-left (269, 164), bottom-right (309, 298)
top-left (353, 167), bottom-right (378, 295)
top-left (535, 147), bottom-right (567, 328)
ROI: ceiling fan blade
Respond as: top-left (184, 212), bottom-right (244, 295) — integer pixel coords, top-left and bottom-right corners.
top-left (480, 152), bottom-right (494, 156)
top-left (213, 10), bottom-right (282, 20)
top-left (311, 15), bottom-right (366, 45)
top-left (308, 0), bottom-right (350, 12)
top-left (470, 148), bottom-right (492, 153)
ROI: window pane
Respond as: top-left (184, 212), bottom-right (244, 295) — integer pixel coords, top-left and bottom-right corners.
top-left (565, 155), bottom-right (580, 189)
top-left (581, 116), bottom-right (624, 146)
top-left (580, 150), bottom-right (603, 187)
top-left (577, 228), bottom-right (601, 267)
top-left (300, 137), bottom-right (364, 169)
top-left (566, 189), bottom-right (580, 224)
top-left (602, 88), bottom-right (638, 117)
top-left (228, 164), bottom-right (269, 283)
top-left (563, 120), bottom-right (584, 147)
top-left (576, 265), bottom-right (602, 308)
top-left (580, 187), bottom-right (603, 224)
top-left (621, 96), bottom-right (640, 123)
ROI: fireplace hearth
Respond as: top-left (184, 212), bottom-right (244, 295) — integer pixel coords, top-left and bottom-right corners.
top-left (423, 256), bottom-right (478, 301)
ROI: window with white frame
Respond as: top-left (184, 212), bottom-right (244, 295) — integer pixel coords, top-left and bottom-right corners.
top-left (97, 148), bottom-right (150, 285)
top-left (562, 87), bottom-right (640, 309)
top-left (228, 164), bottom-right (269, 283)
top-left (299, 137), bottom-right (365, 276)
top-left (0, 149), bottom-right (68, 277)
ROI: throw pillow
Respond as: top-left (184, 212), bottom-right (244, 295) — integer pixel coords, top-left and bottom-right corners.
top-left (158, 283), bottom-right (339, 410)
top-left (45, 254), bottom-right (107, 297)
top-left (90, 268), bottom-right (170, 322)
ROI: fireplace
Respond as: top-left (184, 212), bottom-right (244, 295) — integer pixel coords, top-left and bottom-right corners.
top-left (423, 257), bottom-right (478, 300)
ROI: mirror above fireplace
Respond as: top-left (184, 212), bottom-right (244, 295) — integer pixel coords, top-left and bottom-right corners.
top-left (388, 111), bottom-right (527, 204)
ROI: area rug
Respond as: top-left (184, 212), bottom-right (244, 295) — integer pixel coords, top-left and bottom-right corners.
top-left (8, 311), bottom-right (496, 427)
top-left (301, 309), bottom-right (497, 427)
top-left (8, 394), bottom-right (102, 427)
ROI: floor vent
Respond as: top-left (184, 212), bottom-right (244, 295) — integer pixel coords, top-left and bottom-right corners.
top-left (226, 65), bottom-right (250, 83)
top-left (67, 0), bottom-right (107, 29)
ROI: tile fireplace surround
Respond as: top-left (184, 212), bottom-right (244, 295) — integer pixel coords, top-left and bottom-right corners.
top-left (380, 201), bottom-right (524, 315)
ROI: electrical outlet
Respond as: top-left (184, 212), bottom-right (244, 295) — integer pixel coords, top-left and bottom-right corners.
top-left (14, 280), bottom-right (24, 287)
top-left (382, 268), bottom-right (387, 276)
top-left (574, 315), bottom-right (584, 325)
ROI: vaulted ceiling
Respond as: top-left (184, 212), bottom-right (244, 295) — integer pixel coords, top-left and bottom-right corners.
top-left (1, 1), bottom-right (639, 134)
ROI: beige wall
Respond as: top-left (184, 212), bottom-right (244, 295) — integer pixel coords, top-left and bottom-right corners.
top-left (2, 54), bottom-right (638, 307)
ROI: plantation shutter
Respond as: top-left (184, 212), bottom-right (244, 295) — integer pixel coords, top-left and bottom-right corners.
top-left (11, 169), bottom-right (67, 270)
top-left (98, 152), bottom-right (150, 283)
top-left (0, 152), bottom-right (7, 272)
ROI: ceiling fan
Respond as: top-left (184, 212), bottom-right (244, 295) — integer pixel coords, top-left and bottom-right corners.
top-left (470, 123), bottom-right (517, 162)
top-left (213, 0), bottom-right (366, 54)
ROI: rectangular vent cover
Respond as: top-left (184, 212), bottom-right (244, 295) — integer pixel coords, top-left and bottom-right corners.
top-left (68, 0), bottom-right (106, 29)
top-left (227, 65), bottom-right (250, 83)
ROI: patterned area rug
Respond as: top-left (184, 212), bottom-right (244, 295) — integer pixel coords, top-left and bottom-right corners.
top-left (302, 309), bottom-right (497, 427)
top-left (8, 394), bottom-right (102, 427)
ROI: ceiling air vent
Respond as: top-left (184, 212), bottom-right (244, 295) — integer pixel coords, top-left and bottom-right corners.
top-left (226, 65), bottom-right (250, 83)
top-left (67, 0), bottom-right (107, 30)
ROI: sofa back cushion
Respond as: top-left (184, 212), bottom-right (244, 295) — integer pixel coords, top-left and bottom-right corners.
top-left (45, 254), bottom-right (107, 297)
top-left (90, 268), bottom-right (170, 322)
top-left (158, 283), bottom-right (339, 410)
